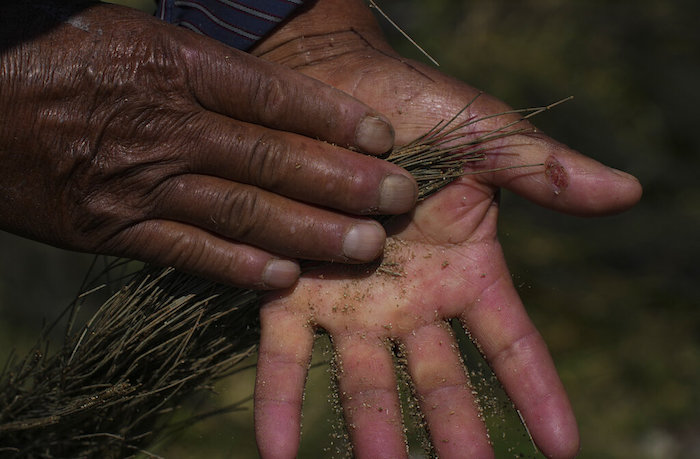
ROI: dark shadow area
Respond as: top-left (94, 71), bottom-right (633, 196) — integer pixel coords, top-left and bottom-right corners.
top-left (0, 2), bottom-right (95, 53)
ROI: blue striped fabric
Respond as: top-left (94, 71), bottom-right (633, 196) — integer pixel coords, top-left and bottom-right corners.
top-left (158, 0), bottom-right (305, 50)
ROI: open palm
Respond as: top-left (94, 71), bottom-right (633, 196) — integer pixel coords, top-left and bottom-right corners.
top-left (252, 2), bottom-right (641, 458)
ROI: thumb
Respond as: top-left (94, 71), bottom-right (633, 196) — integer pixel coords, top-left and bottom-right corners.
top-left (476, 128), bottom-right (643, 216)
top-left (396, 87), bottom-right (643, 217)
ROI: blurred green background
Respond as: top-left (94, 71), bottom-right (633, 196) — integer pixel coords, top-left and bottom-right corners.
top-left (1, 0), bottom-right (698, 457)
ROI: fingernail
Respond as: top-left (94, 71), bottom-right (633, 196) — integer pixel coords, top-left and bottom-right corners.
top-left (262, 259), bottom-right (300, 289)
top-left (356, 115), bottom-right (394, 154)
top-left (609, 167), bottom-right (637, 181)
top-left (342, 222), bottom-right (385, 261)
top-left (379, 174), bottom-right (418, 214)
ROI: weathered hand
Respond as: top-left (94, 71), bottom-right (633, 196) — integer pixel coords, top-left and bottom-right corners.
top-left (253, 1), bottom-right (642, 458)
top-left (0, 2), bottom-right (417, 289)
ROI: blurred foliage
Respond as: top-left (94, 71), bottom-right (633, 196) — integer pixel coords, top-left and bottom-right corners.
top-left (1, 0), bottom-right (698, 458)
top-left (377, 1), bottom-right (699, 457)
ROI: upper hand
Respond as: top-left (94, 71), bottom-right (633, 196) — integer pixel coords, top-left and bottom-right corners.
top-left (252, 1), bottom-right (642, 458)
top-left (0, 1), bottom-right (418, 288)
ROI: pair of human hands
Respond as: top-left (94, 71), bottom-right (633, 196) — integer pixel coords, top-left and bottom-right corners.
top-left (0, 1), bottom-right (642, 458)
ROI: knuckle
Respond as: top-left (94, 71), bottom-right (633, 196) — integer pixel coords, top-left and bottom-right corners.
top-left (68, 165), bottom-right (180, 251)
top-left (491, 329), bottom-right (541, 369)
top-left (69, 186), bottom-right (132, 247)
top-left (169, 232), bottom-right (204, 267)
top-left (251, 75), bottom-right (289, 121)
top-left (139, 228), bottom-right (220, 277)
top-left (169, 232), bottom-right (222, 274)
top-left (164, 231), bottom-right (264, 287)
top-left (247, 133), bottom-right (290, 189)
top-left (215, 187), bottom-right (270, 241)
top-left (319, 160), bottom-right (378, 213)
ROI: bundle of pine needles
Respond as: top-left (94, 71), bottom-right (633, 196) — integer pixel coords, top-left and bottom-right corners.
top-left (0, 97), bottom-right (563, 457)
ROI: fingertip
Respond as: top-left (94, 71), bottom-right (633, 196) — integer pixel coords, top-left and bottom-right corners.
top-left (355, 114), bottom-right (395, 154)
top-left (342, 221), bottom-right (386, 261)
top-left (573, 162), bottom-right (643, 216)
top-left (255, 400), bottom-right (301, 459)
top-left (520, 379), bottom-right (580, 459)
top-left (535, 417), bottom-right (580, 459)
top-left (261, 259), bottom-right (300, 289)
top-left (551, 435), bottom-right (581, 459)
top-left (608, 166), bottom-right (643, 208)
top-left (546, 397), bottom-right (581, 458)
top-left (378, 173), bottom-right (418, 214)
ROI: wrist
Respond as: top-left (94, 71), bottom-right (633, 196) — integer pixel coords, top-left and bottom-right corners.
top-left (251, 0), bottom-right (395, 61)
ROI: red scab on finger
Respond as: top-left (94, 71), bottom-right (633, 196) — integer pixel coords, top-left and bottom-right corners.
top-left (545, 156), bottom-right (569, 195)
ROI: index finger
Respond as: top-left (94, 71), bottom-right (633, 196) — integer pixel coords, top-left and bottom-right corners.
top-left (178, 31), bottom-right (395, 155)
top-left (460, 260), bottom-right (580, 459)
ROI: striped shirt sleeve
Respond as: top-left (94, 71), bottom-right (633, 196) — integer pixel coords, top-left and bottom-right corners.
top-left (157, 0), bottom-right (305, 51)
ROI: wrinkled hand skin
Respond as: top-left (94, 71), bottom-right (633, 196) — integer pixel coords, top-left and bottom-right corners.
top-left (253, 1), bottom-right (643, 458)
top-left (0, 1), bottom-right (418, 289)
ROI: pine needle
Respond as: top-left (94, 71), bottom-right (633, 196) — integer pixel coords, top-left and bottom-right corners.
top-left (368, 0), bottom-right (440, 66)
